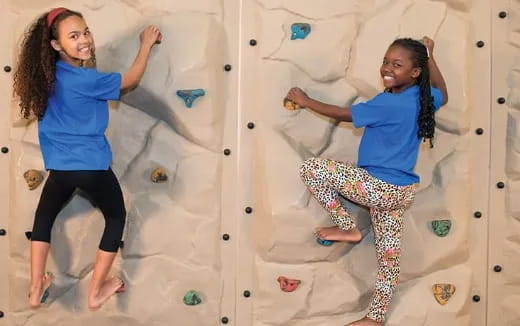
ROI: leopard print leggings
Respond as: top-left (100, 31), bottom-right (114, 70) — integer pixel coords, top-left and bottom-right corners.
top-left (300, 157), bottom-right (417, 322)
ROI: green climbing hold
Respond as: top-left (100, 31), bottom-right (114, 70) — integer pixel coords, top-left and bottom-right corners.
top-left (431, 220), bottom-right (452, 237)
top-left (183, 290), bottom-right (202, 305)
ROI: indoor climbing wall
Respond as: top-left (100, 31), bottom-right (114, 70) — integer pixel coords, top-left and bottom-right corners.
top-left (0, 0), bottom-right (518, 326)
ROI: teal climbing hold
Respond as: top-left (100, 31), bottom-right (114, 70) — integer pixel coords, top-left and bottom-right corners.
top-left (176, 89), bottom-right (205, 108)
top-left (41, 289), bottom-right (49, 303)
top-left (291, 23), bottom-right (311, 40)
top-left (183, 290), bottom-right (202, 305)
top-left (431, 220), bottom-right (452, 237)
top-left (316, 237), bottom-right (334, 246)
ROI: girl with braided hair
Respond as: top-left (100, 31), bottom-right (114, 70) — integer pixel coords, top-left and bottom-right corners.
top-left (286, 36), bottom-right (448, 325)
top-left (13, 7), bottom-right (161, 310)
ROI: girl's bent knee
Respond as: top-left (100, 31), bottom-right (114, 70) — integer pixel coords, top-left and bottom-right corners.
top-left (299, 157), bottom-right (319, 180)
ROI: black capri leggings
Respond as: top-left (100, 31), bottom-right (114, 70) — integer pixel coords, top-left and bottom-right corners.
top-left (31, 168), bottom-right (126, 252)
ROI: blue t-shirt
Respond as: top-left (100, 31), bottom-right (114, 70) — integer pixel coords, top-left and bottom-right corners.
top-left (38, 60), bottom-right (121, 170)
top-left (351, 85), bottom-right (444, 186)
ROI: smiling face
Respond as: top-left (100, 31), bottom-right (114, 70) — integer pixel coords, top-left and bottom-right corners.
top-left (380, 45), bottom-right (421, 93)
top-left (50, 15), bottom-right (94, 67)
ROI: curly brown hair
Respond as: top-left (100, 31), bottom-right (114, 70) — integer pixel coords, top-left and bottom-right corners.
top-left (13, 9), bottom-right (83, 119)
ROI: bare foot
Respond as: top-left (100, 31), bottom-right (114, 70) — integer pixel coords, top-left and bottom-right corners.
top-left (315, 226), bottom-right (362, 243)
top-left (347, 316), bottom-right (383, 326)
top-left (88, 277), bottom-right (125, 311)
top-left (29, 272), bottom-right (53, 309)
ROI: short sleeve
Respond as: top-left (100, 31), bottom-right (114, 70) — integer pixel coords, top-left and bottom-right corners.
top-left (351, 94), bottom-right (390, 128)
top-left (431, 87), bottom-right (444, 111)
top-left (86, 69), bottom-right (121, 101)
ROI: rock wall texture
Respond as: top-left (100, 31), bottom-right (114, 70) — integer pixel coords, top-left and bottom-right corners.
top-left (0, 0), bottom-right (517, 325)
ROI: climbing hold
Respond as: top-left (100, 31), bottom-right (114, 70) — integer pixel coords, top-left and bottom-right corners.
top-left (316, 237), bottom-right (334, 246)
top-left (23, 170), bottom-right (44, 190)
top-left (25, 231), bottom-right (32, 240)
top-left (291, 23), bottom-right (311, 40)
top-left (277, 276), bottom-right (301, 292)
top-left (283, 98), bottom-right (301, 111)
top-left (431, 220), bottom-right (452, 237)
top-left (432, 284), bottom-right (456, 305)
top-left (176, 89), bottom-right (205, 108)
top-left (150, 168), bottom-right (168, 183)
top-left (183, 290), bottom-right (202, 305)
top-left (41, 289), bottom-right (50, 304)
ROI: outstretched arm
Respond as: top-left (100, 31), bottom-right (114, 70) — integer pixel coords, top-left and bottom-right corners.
top-left (286, 87), bottom-right (352, 122)
top-left (121, 25), bottom-right (162, 92)
top-left (423, 37), bottom-right (448, 105)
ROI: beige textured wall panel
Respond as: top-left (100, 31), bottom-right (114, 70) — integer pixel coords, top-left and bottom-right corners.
top-left (488, 0), bottom-right (520, 325)
top-left (3, 1), bottom-right (233, 325)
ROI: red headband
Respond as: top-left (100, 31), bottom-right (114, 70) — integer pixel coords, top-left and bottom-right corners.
top-left (46, 7), bottom-right (68, 28)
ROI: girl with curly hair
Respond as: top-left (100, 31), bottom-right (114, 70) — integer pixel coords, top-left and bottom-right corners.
top-left (13, 7), bottom-right (161, 310)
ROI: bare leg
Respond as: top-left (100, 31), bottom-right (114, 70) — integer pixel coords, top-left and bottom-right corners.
top-left (315, 226), bottom-right (362, 242)
top-left (87, 249), bottom-right (124, 310)
top-left (29, 241), bottom-right (53, 308)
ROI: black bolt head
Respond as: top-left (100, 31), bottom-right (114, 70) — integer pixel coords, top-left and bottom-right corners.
top-left (3, 66), bottom-right (11, 73)
top-left (247, 122), bottom-right (255, 129)
top-left (243, 290), bottom-right (251, 297)
top-left (476, 41), bottom-right (485, 48)
top-left (497, 181), bottom-right (505, 189)
top-left (224, 64), bottom-right (232, 71)
top-left (475, 128), bottom-right (484, 135)
top-left (493, 265), bottom-right (502, 272)
top-left (249, 39), bottom-right (257, 46)
top-left (223, 148), bottom-right (231, 156)
top-left (474, 211), bottom-right (482, 218)
top-left (497, 97), bottom-right (506, 104)
top-left (472, 295), bottom-right (481, 302)
top-left (221, 317), bottom-right (229, 324)
top-left (0, 229), bottom-right (6, 236)
top-left (222, 234), bottom-right (230, 241)
top-left (0, 310), bottom-right (4, 318)
top-left (25, 231), bottom-right (32, 240)
top-left (499, 11), bottom-right (507, 18)
top-left (1, 147), bottom-right (8, 154)
top-left (245, 207), bottom-right (253, 214)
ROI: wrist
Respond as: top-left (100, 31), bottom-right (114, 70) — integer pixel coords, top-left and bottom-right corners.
top-left (139, 43), bottom-right (153, 53)
top-left (302, 97), bottom-right (313, 108)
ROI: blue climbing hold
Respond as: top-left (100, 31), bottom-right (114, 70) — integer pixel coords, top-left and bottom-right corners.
top-left (41, 289), bottom-right (49, 303)
top-left (176, 89), bottom-right (205, 108)
top-left (291, 23), bottom-right (311, 40)
top-left (316, 237), bottom-right (334, 246)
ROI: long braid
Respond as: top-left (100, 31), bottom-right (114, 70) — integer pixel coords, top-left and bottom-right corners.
top-left (390, 38), bottom-right (436, 147)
